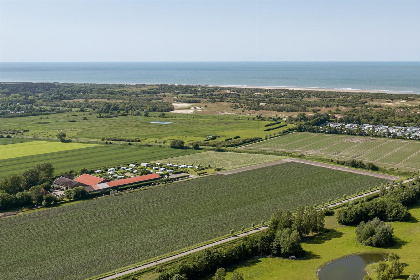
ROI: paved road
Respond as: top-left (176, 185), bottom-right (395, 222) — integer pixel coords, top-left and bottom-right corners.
top-left (99, 159), bottom-right (407, 280)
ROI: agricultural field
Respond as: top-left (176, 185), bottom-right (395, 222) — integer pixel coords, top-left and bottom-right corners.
top-left (0, 112), bottom-right (292, 144)
top-left (219, 206), bottom-right (420, 280)
top-left (0, 143), bottom-right (200, 179)
top-left (160, 151), bottom-right (284, 171)
top-left (0, 162), bottom-right (387, 280)
top-left (244, 132), bottom-right (420, 172)
top-left (0, 140), bottom-right (96, 160)
top-left (0, 138), bottom-right (32, 145)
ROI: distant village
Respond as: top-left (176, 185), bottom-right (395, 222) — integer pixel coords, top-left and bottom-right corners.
top-left (321, 123), bottom-right (420, 140)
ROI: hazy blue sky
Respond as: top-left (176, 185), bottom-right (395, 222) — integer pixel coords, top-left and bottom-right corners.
top-left (0, 0), bottom-right (419, 62)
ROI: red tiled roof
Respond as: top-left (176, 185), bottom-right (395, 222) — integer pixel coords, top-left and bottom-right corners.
top-left (74, 174), bottom-right (105, 186)
top-left (107, 173), bottom-right (161, 187)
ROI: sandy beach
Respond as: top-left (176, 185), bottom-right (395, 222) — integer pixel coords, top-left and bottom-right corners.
top-left (209, 85), bottom-right (407, 94)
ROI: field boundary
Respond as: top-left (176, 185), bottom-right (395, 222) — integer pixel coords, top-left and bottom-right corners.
top-left (216, 158), bottom-right (400, 181)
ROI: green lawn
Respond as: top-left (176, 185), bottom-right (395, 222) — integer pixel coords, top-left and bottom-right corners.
top-left (222, 206), bottom-right (420, 280)
top-left (159, 151), bottom-right (284, 171)
top-left (0, 140), bottom-right (96, 160)
top-left (0, 162), bottom-right (386, 280)
top-left (245, 132), bottom-right (420, 172)
top-left (0, 144), bottom-right (200, 179)
top-left (0, 112), bottom-right (291, 144)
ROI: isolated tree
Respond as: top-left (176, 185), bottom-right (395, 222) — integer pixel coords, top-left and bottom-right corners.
top-left (212, 268), bottom-right (226, 280)
top-left (42, 194), bottom-right (57, 207)
top-left (57, 131), bottom-right (66, 142)
top-left (170, 139), bottom-right (185, 149)
top-left (408, 273), bottom-right (420, 280)
top-left (356, 218), bottom-right (394, 247)
top-left (230, 271), bottom-right (244, 280)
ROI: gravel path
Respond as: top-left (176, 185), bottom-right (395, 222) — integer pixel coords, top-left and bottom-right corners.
top-left (217, 158), bottom-right (400, 181)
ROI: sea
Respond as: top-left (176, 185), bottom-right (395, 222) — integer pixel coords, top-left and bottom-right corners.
top-left (0, 62), bottom-right (419, 94)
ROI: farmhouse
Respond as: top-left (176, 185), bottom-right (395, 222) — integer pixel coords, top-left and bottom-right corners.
top-left (74, 174), bottom-right (106, 186)
top-left (53, 172), bottom-right (161, 193)
top-left (53, 176), bottom-right (87, 190)
top-left (88, 173), bottom-right (161, 192)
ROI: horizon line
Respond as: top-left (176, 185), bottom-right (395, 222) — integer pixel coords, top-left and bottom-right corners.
top-left (1, 60), bottom-right (420, 63)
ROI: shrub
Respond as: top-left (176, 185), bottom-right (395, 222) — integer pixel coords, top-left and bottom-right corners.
top-left (170, 140), bottom-right (185, 149)
top-left (356, 218), bottom-right (394, 247)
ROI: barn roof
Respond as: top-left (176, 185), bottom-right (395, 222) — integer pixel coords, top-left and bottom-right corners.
top-left (74, 174), bottom-right (105, 186)
top-left (107, 173), bottom-right (161, 188)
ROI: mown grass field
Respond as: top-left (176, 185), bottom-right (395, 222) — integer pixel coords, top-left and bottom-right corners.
top-left (0, 138), bottom-right (32, 145)
top-left (0, 144), bottom-right (200, 179)
top-left (0, 162), bottom-right (386, 280)
top-left (0, 112), bottom-right (292, 143)
top-left (160, 151), bottom-right (284, 170)
top-left (245, 132), bottom-right (420, 171)
top-left (0, 140), bottom-right (96, 160)
top-left (221, 206), bottom-right (420, 280)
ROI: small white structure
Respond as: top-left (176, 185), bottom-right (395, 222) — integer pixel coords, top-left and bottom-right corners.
top-left (187, 165), bottom-right (193, 169)
top-left (159, 167), bottom-right (166, 172)
top-left (94, 170), bottom-right (102, 174)
top-left (173, 164), bottom-right (179, 168)
top-left (108, 171), bottom-right (115, 175)
top-left (133, 170), bottom-right (139, 173)
top-left (141, 163), bottom-right (149, 167)
top-left (167, 169), bottom-right (174, 173)
top-left (129, 164), bottom-right (136, 167)
top-left (127, 168), bottom-right (132, 171)
top-left (120, 167), bottom-right (127, 170)
top-left (108, 168), bottom-right (115, 172)
top-left (153, 166), bottom-right (159, 170)
top-left (167, 163), bottom-right (173, 167)
top-left (180, 165), bottom-right (187, 168)
top-left (117, 175), bottom-right (124, 179)
top-left (157, 172), bottom-right (164, 174)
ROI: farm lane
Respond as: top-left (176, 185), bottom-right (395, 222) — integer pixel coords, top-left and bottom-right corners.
top-left (99, 227), bottom-right (269, 280)
top-left (217, 158), bottom-right (399, 181)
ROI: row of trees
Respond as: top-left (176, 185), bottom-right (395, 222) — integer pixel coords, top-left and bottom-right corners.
top-left (0, 163), bottom-right (56, 210)
top-left (337, 180), bottom-right (420, 225)
top-left (157, 206), bottom-right (325, 280)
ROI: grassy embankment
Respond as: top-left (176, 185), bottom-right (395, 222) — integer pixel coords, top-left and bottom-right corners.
top-left (0, 162), bottom-right (386, 280)
top-left (219, 206), bottom-right (420, 280)
top-left (244, 132), bottom-right (420, 172)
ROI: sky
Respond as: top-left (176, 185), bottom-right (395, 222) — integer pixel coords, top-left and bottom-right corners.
top-left (0, 0), bottom-right (419, 62)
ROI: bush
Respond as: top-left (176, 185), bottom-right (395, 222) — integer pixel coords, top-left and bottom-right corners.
top-left (337, 198), bottom-right (410, 225)
top-left (170, 140), bottom-right (185, 149)
top-left (356, 218), bottom-right (394, 247)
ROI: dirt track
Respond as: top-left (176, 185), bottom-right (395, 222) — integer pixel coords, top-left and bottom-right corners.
top-left (217, 158), bottom-right (400, 181)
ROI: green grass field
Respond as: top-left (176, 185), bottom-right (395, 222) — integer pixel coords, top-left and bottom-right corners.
top-left (221, 206), bottom-right (420, 280)
top-left (0, 144), bottom-right (200, 179)
top-left (0, 112), bottom-right (292, 144)
top-left (0, 162), bottom-right (386, 280)
top-left (245, 132), bottom-right (420, 171)
top-left (0, 138), bottom-right (32, 145)
top-left (160, 151), bottom-right (284, 170)
top-left (0, 140), bottom-right (96, 160)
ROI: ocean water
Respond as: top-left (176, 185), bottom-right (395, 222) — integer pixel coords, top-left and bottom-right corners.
top-left (0, 62), bottom-right (419, 93)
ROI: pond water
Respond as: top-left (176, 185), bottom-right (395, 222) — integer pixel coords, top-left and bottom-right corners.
top-left (318, 253), bottom-right (387, 280)
top-left (150, 121), bottom-right (173, 125)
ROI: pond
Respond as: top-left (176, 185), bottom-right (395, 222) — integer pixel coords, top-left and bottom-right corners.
top-left (318, 253), bottom-right (387, 280)
top-left (150, 121), bottom-right (173, 125)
